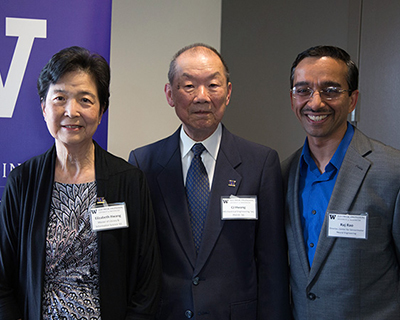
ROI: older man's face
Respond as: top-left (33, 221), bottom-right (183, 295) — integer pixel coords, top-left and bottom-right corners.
top-left (165, 48), bottom-right (232, 141)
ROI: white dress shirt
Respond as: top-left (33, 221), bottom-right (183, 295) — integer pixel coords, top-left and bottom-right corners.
top-left (180, 123), bottom-right (222, 190)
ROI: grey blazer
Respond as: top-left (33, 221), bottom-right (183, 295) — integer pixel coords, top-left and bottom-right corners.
top-left (282, 126), bottom-right (400, 320)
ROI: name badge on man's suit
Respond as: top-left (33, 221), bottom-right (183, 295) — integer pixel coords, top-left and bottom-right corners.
top-left (327, 211), bottom-right (368, 239)
top-left (221, 195), bottom-right (258, 220)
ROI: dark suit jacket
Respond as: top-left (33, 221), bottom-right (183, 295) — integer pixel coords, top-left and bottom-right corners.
top-left (282, 127), bottom-right (400, 320)
top-left (129, 125), bottom-right (291, 320)
top-left (0, 141), bottom-right (161, 320)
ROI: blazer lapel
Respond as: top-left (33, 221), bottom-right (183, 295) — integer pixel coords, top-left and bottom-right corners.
top-left (309, 129), bottom-right (372, 283)
top-left (286, 152), bottom-right (312, 278)
top-left (157, 130), bottom-right (197, 267)
top-left (194, 128), bottom-right (242, 274)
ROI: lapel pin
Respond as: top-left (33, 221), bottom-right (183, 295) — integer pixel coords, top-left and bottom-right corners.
top-left (228, 180), bottom-right (236, 187)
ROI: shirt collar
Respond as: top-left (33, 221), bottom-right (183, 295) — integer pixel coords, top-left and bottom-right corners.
top-left (330, 123), bottom-right (354, 169)
top-left (180, 123), bottom-right (222, 160)
top-left (300, 122), bottom-right (355, 173)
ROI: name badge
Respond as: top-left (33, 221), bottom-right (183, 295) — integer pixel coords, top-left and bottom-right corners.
top-left (221, 195), bottom-right (258, 220)
top-left (90, 198), bottom-right (129, 231)
top-left (327, 211), bottom-right (368, 239)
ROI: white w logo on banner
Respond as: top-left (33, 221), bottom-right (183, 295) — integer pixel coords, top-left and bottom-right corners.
top-left (0, 18), bottom-right (47, 118)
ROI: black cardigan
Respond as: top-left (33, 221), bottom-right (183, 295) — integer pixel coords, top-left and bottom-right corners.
top-left (0, 141), bottom-right (161, 320)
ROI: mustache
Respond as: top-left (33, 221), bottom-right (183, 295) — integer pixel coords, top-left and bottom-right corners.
top-left (301, 107), bottom-right (331, 113)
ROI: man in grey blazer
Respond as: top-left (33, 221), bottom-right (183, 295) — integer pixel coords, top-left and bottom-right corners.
top-left (129, 44), bottom-right (291, 319)
top-left (282, 45), bottom-right (400, 319)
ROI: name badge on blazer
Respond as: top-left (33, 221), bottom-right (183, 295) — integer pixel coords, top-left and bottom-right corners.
top-left (327, 211), bottom-right (368, 239)
top-left (221, 195), bottom-right (258, 220)
top-left (90, 197), bottom-right (129, 231)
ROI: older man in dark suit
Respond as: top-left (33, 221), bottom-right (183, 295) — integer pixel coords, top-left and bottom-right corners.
top-left (128, 43), bottom-right (291, 319)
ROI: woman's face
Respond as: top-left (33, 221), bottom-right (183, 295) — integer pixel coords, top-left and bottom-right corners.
top-left (42, 70), bottom-right (103, 149)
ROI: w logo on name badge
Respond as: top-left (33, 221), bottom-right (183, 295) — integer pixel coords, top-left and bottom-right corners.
top-left (329, 214), bottom-right (337, 220)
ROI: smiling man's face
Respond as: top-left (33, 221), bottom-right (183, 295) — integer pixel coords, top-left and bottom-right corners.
top-left (291, 56), bottom-right (358, 143)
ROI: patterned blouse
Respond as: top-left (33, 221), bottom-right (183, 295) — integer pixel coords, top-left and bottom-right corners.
top-left (42, 181), bottom-right (101, 319)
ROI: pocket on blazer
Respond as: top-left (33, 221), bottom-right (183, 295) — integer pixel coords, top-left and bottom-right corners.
top-left (230, 299), bottom-right (257, 320)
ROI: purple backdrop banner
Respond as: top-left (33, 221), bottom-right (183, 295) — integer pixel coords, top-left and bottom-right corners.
top-left (0, 0), bottom-right (112, 201)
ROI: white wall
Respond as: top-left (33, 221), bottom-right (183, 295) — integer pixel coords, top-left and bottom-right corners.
top-left (108, 0), bottom-right (222, 159)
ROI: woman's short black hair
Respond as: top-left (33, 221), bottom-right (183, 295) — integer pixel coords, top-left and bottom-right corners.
top-left (37, 46), bottom-right (110, 113)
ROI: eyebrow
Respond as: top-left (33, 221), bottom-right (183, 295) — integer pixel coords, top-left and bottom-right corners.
top-left (52, 88), bottom-right (97, 98)
top-left (52, 89), bottom-right (66, 94)
top-left (182, 71), bottom-right (223, 80)
top-left (293, 80), bottom-right (343, 88)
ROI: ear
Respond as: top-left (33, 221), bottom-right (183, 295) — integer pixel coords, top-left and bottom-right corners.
top-left (41, 100), bottom-right (47, 119)
top-left (165, 83), bottom-right (175, 107)
top-left (225, 82), bottom-right (232, 106)
top-left (348, 90), bottom-right (359, 114)
top-left (98, 108), bottom-right (104, 124)
top-left (290, 90), bottom-right (295, 112)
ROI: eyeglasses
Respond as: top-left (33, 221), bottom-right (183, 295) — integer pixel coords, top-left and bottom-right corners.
top-left (291, 86), bottom-right (351, 101)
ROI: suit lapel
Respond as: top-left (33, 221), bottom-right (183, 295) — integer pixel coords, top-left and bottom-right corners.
top-left (157, 129), bottom-right (197, 267)
top-left (309, 129), bottom-right (372, 282)
top-left (194, 128), bottom-right (242, 274)
top-left (286, 152), bottom-right (312, 278)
